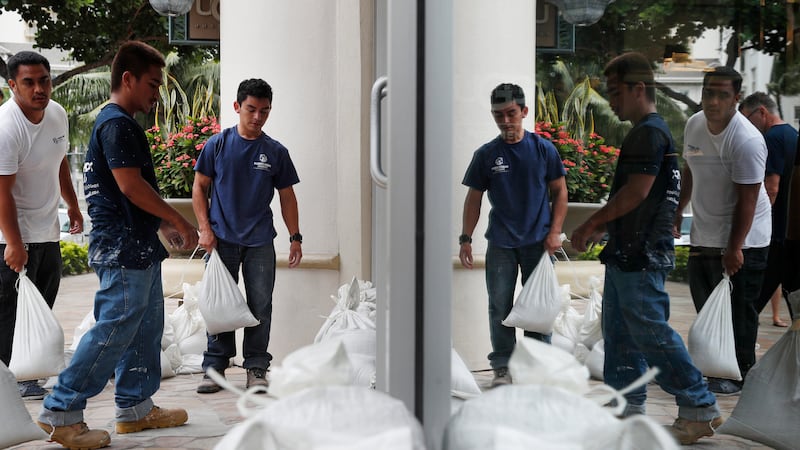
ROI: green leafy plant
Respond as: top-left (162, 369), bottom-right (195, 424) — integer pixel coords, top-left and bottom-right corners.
top-left (668, 246), bottom-right (690, 283)
top-left (535, 121), bottom-right (619, 203)
top-left (60, 241), bottom-right (90, 276)
top-left (146, 116), bottom-right (221, 198)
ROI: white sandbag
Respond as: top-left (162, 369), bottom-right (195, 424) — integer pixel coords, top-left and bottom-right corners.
top-left (326, 328), bottom-right (377, 388)
top-left (170, 293), bottom-right (206, 342)
top-left (349, 353), bottom-right (377, 388)
top-left (508, 336), bottom-right (590, 395)
top-left (69, 310), bottom-right (95, 351)
top-left (160, 350), bottom-right (175, 379)
top-left (451, 348), bottom-right (481, 399)
top-left (162, 307), bottom-right (176, 349)
top-left (177, 329), bottom-right (207, 356)
top-left (315, 277), bottom-right (375, 343)
top-left (551, 332), bottom-right (577, 354)
top-left (444, 383), bottom-right (676, 450)
top-left (717, 319), bottom-right (800, 450)
top-left (176, 353), bottom-right (204, 374)
top-left (584, 339), bottom-right (605, 381)
top-left (0, 361), bottom-right (49, 448)
top-left (502, 253), bottom-right (562, 334)
top-left (198, 250), bottom-right (260, 335)
top-left (214, 386), bottom-right (424, 450)
top-left (9, 271), bottom-right (65, 381)
top-left (688, 274), bottom-right (741, 380)
top-left (579, 277), bottom-right (603, 349)
top-left (269, 339), bottom-right (353, 398)
top-left (163, 343), bottom-right (183, 373)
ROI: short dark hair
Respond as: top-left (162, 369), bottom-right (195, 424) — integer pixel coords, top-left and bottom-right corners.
top-left (110, 41), bottom-right (165, 92)
top-left (603, 52), bottom-right (655, 102)
top-left (740, 91), bottom-right (777, 114)
top-left (7, 51), bottom-right (50, 80)
top-left (703, 66), bottom-right (742, 94)
top-left (491, 83), bottom-right (525, 109)
top-left (237, 78), bottom-right (273, 104)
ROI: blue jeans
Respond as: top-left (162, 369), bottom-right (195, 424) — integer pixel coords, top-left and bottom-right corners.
top-left (202, 239), bottom-right (276, 372)
top-left (603, 265), bottom-right (719, 421)
top-left (485, 242), bottom-right (551, 369)
top-left (40, 263), bottom-right (165, 426)
top-left (688, 246), bottom-right (768, 379)
top-left (0, 242), bottom-right (62, 365)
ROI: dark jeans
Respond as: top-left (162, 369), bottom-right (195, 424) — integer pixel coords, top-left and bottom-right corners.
top-left (0, 242), bottom-right (62, 365)
top-left (202, 239), bottom-right (276, 372)
top-left (687, 246), bottom-right (769, 379)
top-left (485, 242), bottom-right (551, 369)
top-left (754, 239), bottom-right (786, 313)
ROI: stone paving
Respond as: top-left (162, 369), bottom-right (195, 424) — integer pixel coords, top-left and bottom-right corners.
top-left (10, 264), bottom-right (790, 449)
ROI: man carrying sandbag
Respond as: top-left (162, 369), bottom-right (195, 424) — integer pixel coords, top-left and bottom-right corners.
top-left (192, 78), bottom-right (302, 394)
top-left (678, 67), bottom-right (771, 396)
top-left (458, 83), bottom-right (568, 388)
top-left (571, 52), bottom-right (722, 445)
top-left (0, 51), bottom-right (83, 399)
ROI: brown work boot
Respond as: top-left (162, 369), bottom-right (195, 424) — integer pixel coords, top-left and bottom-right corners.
top-left (36, 421), bottom-right (110, 450)
top-left (668, 416), bottom-right (724, 445)
top-left (115, 405), bottom-right (188, 434)
top-left (246, 367), bottom-right (269, 391)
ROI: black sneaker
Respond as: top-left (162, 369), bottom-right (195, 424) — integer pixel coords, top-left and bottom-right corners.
top-left (707, 377), bottom-right (742, 396)
top-left (18, 380), bottom-right (48, 400)
top-left (196, 374), bottom-right (223, 394)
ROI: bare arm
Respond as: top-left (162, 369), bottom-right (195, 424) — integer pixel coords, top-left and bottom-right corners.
top-left (571, 173), bottom-right (656, 253)
top-left (723, 183), bottom-right (761, 275)
top-left (58, 156), bottom-right (83, 234)
top-left (278, 186), bottom-right (302, 268)
top-left (674, 165), bottom-right (693, 237)
top-left (111, 167), bottom-right (198, 250)
top-left (191, 171), bottom-right (215, 253)
top-left (0, 174), bottom-right (26, 271)
top-left (545, 176), bottom-right (568, 254)
top-left (764, 174), bottom-right (779, 205)
top-left (459, 188), bottom-right (482, 269)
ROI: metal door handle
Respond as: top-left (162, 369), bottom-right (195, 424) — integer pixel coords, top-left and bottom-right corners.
top-left (370, 76), bottom-right (389, 188)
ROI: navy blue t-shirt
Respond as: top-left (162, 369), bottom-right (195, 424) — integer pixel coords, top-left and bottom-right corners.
top-left (462, 130), bottom-right (566, 248)
top-left (764, 123), bottom-right (798, 242)
top-left (600, 113), bottom-right (678, 271)
top-left (84, 103), bottom-right (167, 269)
top-left (194, 127), bottom-right (299, 246)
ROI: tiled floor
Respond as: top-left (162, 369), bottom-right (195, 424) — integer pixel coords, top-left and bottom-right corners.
top-left (10, 266), bottom-right (791, 449)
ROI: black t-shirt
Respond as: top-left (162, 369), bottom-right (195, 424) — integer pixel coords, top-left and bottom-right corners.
top-left (600, 113), bottom-right (679, 271)
top-left (84, 103), bottom-right (167, 269)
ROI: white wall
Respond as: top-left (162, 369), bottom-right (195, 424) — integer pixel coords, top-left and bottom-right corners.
top-left (0, 10), bottom-right (32, 43)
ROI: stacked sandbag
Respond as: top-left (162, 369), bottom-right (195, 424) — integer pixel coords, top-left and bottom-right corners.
top-left (68, 281), bottom-right (208, 378)
top-left (444, 337), bottom-right (675, 450)
top-left (551, 276), bottom-right (605, 380)
top-left (215, 386), bottom-right (425, 450)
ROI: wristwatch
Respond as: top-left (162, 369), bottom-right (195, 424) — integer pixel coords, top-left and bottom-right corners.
top-left (458, 234), bottom-right (472, 245)
top-left (290, 232), bottom-right (303, 244)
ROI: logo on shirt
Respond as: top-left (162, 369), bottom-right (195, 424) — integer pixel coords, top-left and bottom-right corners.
top-left (52, 135), bottom-right (66, 145)
top-left (491, 156), bottom-right (509, 174)
top-left (253, 154), bottom-right (272, 171)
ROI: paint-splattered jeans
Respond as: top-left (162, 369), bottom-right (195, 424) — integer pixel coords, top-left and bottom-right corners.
top-left (40, 263), bottom-right (164, 426)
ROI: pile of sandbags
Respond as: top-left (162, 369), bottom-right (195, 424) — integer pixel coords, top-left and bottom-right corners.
top-left (69, 281), bottom-right (208, 378)
top-left (551, 276), bottom-right (605, 380)
top-left (0, 361), bottom-right (48, 448)
top-left (444, 337), bottom-right (676, 450)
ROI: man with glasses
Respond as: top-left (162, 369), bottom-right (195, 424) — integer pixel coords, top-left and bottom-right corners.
top-left (738, 92), bottom-right (797, 328)
top-left (676, 67), bottom-right (771, 396)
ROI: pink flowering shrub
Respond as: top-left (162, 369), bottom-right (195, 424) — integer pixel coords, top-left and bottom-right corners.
top-left (535, 121), bottom-right (620, 203)
top-left (146, 116), bottom-right (221, 198)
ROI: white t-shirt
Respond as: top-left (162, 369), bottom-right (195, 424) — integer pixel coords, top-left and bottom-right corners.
top-left (683, 110), bottom-right (772, 249)
top-left (0, 99), bottom-right (68, 243)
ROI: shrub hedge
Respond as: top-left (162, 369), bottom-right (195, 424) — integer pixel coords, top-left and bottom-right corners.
top-left (60, 241), bottom-right (91, 276)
